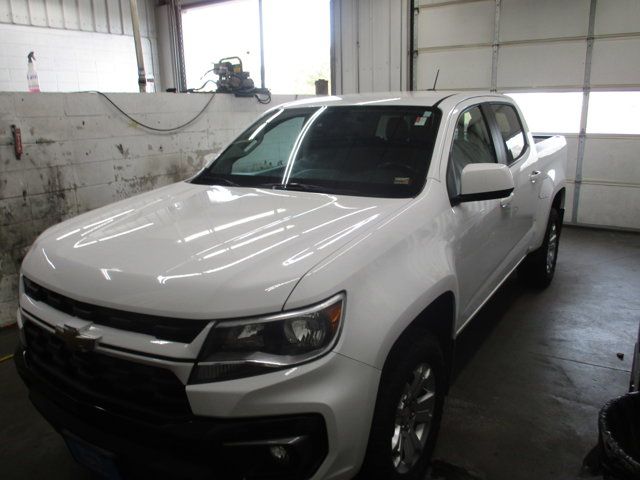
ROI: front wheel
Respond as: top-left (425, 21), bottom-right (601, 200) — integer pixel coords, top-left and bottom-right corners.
top-left (518, 208), bottom-right (561, 288)
top-left (358, 333), bottom-right (446, 480)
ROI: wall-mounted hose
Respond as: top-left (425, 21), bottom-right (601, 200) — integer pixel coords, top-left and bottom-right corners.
top-left (0, 354), bottom-right (14, 363)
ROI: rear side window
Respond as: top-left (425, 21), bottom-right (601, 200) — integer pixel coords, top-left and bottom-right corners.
top-left (490, 104), bottom-right (527, 164)
top-left (447, 106), bottom-right (498, 198)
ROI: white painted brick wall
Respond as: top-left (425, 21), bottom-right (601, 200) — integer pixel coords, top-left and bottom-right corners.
top-left (0, 23), bottom-right (158, 93)
top-left (0, 91), bottom-right (305, 326)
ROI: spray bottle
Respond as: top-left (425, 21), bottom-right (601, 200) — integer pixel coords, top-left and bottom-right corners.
top-left (27, 52), bottom-right (40, 93)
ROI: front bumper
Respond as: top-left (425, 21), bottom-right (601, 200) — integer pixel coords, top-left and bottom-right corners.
top-left (15, 310), bottom-right (381, 480)
top-left (15, 345), bottom-right (327, 479)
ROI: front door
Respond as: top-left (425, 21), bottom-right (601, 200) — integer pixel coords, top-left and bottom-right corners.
top-left (446, 103), bottom-right (518, 328)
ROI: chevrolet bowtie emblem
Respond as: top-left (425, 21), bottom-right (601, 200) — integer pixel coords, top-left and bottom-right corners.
top-left (54, 323), bottom-right (102, 352)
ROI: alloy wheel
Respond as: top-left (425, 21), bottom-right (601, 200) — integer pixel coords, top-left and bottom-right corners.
top-left (391, 363), bottom-right (436, 473)
top-left (546, 222), bottom-right (558, 274)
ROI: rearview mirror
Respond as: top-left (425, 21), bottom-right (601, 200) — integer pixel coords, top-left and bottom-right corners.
top-left (454, 163), bottom-right (514, 204)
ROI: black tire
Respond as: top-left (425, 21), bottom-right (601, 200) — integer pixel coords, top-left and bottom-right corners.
top-left (518, 208), bottom-right (561, 289)
top-left (357, 332), bottom-right (446, 480)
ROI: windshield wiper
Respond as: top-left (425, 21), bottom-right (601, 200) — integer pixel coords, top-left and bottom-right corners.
top-left (258, 182), bottom-right (327, 192)
top-left (258, 182), bottom-right (364, 196)
top-left (193, 174), bottom-right (240, 187)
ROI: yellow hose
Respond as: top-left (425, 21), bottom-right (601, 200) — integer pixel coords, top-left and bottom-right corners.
top-left (0, 354), bottom-right (14, 363)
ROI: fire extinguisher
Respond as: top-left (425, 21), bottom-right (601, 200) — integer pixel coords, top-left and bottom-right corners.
top-left (27, 51), bottom-right (40, 93)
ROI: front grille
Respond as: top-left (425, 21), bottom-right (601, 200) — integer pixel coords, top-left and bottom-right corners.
top-left (23, 320), bottom-right (192, 419)
top-left (23, 277), bottom-right (207, 343)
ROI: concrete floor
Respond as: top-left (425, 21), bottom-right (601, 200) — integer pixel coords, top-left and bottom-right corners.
top-left (0, 226), bottom-right (638, 480)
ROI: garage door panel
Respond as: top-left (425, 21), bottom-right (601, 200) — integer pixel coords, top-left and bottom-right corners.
top-left (564, 182), bottom-right (575, 222)
top-left (591, 38), bottom-right (640, 86)
top-left (498, 42), bottom-right (586, 89)
top-left (417, 1), bottom-right (494, 48)
top-left (582, 136), bottom-right (640, 185)
top-left (564, 135), bottom-right (579, 182)
top-left (416, 47), bottom-right (492, 90)
top-left (595, 0), bottom-right (640, 36)
top-left (499, 0), bottom-right (590, 42)
top-left (577, 184), bottom-right (640, 230)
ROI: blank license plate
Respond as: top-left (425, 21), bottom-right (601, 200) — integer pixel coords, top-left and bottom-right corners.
top-left (63, 432), bottom-right (122, 480)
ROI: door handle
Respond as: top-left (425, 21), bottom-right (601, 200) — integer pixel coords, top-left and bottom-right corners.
top-left (530, 170), bottom-right (542, 183)
top-left (500, 193), bottom-right (514, 208)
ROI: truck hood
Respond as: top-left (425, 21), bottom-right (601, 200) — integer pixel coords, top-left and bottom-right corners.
top-left (22, 182), bottom-right (409, 319)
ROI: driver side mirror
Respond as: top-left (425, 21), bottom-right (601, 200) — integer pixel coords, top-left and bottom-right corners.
top-left (453, 163), bottom-right (514, 204)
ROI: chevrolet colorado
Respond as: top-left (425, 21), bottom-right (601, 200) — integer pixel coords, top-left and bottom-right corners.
top-left (15, 92), bottom-right (567, 480)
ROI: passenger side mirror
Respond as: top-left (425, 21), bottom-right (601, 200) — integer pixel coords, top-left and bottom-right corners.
top-left (454, 163), bottom-right (514, 204)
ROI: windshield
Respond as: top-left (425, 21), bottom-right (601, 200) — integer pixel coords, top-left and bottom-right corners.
top-left (191, 105), bottom-right (441, 198)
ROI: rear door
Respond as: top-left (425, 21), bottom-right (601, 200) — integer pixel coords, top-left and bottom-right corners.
top-left (486, 102), bottom-right (540, 254)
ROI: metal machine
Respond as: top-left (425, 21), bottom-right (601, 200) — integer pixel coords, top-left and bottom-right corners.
top-left (192, 56), bottom-right (270, 103)
top-left (212, 56), bottom-right (255, 94)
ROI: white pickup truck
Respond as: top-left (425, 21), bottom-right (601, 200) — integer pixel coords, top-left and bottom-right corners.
top-left (15, 92), bottom-right (567, 480)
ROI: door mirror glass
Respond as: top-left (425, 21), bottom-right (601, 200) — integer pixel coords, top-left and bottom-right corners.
top-left (455, 163), bottom-right (514, 204)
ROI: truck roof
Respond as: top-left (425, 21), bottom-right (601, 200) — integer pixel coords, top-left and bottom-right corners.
top-left (278, 91), bottom-right (508, 109)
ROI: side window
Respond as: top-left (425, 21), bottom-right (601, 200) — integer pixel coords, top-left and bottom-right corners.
top-left (447, 106), bottom-right (498, 198)
top-left (490, 103), bottom-right (527, 164)
top-left (232, 117), bottom-right (305, 174)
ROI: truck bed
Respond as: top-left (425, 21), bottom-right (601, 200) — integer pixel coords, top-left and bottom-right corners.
top-left (533, 134), bottom-right (566, 158)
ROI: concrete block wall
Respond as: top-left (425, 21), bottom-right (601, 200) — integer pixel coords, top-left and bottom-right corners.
top-left (0, 91), bottom-right (301, 326)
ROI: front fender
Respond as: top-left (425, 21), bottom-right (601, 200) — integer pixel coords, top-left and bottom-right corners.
top-left (285, 191), bottom-right (457, 370)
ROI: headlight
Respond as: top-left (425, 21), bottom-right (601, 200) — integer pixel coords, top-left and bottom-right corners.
top-left (190, 293), bottom-right (345, 383)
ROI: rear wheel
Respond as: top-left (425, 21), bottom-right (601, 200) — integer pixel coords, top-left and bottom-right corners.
top-left (358, 333), bottom-right (446, 480)
top-left (518, 208), bottom-right (561, 288)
